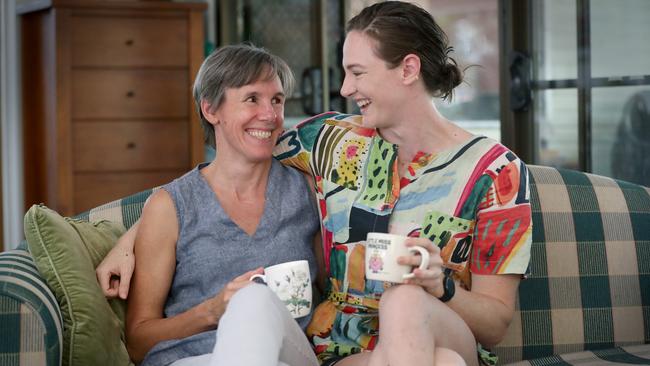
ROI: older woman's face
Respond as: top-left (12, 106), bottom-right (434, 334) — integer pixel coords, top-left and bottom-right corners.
top-left (210, 75), bottom-right (285, 163)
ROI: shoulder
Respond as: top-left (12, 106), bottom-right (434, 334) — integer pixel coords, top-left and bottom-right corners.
top-left (162, 165), bottom-right (205, 202)
top-left (293, 111), bottom-right (364, 130)
top-left (163, 164), bottom-right (204, 189)
top-left (271, 160), bottom-right (310, 189)
top-left (137, 189), bottom-right (179, 246)
top-left (279, 112), bottom-right (373, 145)
top-left (142, 189), bottom-right (176, 219)
top-left (468, 137), bottom-right (529, 174)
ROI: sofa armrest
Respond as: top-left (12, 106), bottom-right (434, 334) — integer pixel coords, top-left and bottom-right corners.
top-left (0, 249), bottom-right (62, 366)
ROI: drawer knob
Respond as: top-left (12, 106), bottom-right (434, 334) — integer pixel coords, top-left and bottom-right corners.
top-left (125, 39), bottom-right (134, 46)
top-left (126, 90), bottom-right (135, 98)
top-left (126, 142), bottom-right (136, 149)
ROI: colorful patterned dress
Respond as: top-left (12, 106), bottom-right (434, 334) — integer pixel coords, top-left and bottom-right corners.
top-left (274, 112), bottom-right (532, 364)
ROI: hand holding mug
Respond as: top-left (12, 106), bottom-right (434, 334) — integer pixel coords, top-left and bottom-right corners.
top-left (399, 237), bottom-right (446, 296)
top-left (206, 268), bottom-right (264, 322)
top-left (365, 233), bottom-right (430, 283)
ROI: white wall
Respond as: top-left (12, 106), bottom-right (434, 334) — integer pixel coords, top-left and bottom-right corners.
top-left (0, 0), bottom-right (24, 250)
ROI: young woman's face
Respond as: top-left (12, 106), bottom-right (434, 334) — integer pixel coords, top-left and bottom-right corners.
top-left (341, 31), bottom-right (404, 129)
top-left (208, 74), bottom-right (285, 163)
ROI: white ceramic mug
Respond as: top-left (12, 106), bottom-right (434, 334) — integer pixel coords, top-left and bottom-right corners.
top-left (365, 232), bottom-right (430, 283)
top-left (249, 260), bottom-right (312, 318)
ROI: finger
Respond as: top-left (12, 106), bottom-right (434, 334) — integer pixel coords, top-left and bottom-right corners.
top-left (224, 283), bottom-right (254, 303)
top-left (398, 255), bottom-right (446, 272)
top-left (412, 267), bottom-right (443, 280)
top-left (405, 238), bottom-right (440, 253)
top-left (397, 254), bottom-right (424, 267)
top-left (110, 277), bottom-right (120, 290)
top-left (404, 270), bottom-right (442, 288)
top-left (119, 269), bottom-right (133, 300)
top-left (103, 277), bottom-right (118, 297)
top-left (235, 267), bottom-right (264, 282)
top-left (96, 269), bottom-right (113, 295)
top-left (104, 289), bottom-right (119, 298)
top-left (223, 279), bottom-right (254, 300)
top-left (400, 250), bottom-right (443, 263)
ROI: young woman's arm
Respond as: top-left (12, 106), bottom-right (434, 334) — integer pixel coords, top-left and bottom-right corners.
top-left (96, 220), bottom-right (139, 299)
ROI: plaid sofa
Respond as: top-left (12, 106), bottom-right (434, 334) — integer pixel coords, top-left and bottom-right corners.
top-left (0, 166), bottom-right (648, 366)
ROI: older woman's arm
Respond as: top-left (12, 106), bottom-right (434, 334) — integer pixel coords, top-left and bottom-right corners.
top-left (125, 190), bottom-right (262, 362)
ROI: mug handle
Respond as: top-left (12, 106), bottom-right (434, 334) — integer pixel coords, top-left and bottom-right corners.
top-left (402, 246), bottom-right (430, 280)
top-left (249, 274), bottom-right (266, 283)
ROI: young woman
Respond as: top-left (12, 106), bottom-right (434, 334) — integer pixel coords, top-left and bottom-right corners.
top-left (273, 3), bottom-right (532, 365)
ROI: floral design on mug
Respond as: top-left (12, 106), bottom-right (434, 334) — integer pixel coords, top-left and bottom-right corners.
top-left (271, 269), bottom-right (311, 316)
top-left (369, 252), bottom-right (383, 273)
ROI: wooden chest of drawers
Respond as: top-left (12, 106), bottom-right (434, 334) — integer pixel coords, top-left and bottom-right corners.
top-left (21, 0), bottom-right (206, 216)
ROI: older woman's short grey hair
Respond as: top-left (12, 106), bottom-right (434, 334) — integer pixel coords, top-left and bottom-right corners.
top-left (193, 44), bottom-right (295, 149)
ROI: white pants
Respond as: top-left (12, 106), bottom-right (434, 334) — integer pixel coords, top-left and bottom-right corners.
top-left (170, 284), bottom-right (319, 366)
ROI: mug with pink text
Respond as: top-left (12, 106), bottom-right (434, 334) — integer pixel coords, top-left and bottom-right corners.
top-left (365, 232), bottom-right (430, 283)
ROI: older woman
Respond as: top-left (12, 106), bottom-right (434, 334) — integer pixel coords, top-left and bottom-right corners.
top-left (120, 44), bottom-right (321, 366)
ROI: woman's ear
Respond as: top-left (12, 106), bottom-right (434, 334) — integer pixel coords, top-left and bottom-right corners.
top-left (401, 54), bottom-right (421, 85)
top-left (201, 99), bottom-right (220, 126)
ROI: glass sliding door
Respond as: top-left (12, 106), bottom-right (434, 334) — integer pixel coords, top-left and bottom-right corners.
top-left (590, 0), bottom-right (650, 185)
top-left (503, 0), bottom-right (650, 185)
top-left (531, 0), bottom-right (579, 169)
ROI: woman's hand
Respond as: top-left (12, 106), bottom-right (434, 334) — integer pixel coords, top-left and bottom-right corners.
top-left (96, 221), bottom-right (139, 299)
top-left (203, 268), bottom-right (265, 324)
top-left (398, 237), bottom-right (445, 298)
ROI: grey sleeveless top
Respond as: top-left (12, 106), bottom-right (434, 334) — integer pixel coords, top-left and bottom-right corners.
top-left (141, 160), bottom-right (319, 366)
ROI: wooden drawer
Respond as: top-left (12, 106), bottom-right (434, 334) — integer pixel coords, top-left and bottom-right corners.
top-left (71, 16), bottom-right (188, 67)
top-left (73, 121), bottom-right (190, 172)
top-left (73, 170), bottom-right (185, 213)
top-left (71, 69), bottom-right (188, 119)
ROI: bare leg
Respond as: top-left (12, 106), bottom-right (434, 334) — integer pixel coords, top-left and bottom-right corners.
top-left (335, 285), bottom-right (477, 366)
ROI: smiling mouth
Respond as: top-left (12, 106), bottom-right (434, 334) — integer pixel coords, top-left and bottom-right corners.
top-left (356, 99), bottom-right (371, 110)
top-left (246, 129), bottom-right (272, 140)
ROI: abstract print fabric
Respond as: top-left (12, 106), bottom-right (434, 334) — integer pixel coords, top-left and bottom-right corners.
top-left (274, 112), bottom-right (532, 363)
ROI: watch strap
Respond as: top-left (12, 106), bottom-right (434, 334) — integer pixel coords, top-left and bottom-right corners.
top-left (438, 270), bottom-right (455, 303)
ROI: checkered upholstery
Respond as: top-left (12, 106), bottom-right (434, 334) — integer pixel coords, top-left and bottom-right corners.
top-left (0, 188), bottom-right (155, 366)
top-left (495, 166), bottom-right (650, 365)
top-left (0, 167), bottom-right (648, 366)
top-left (0, 249), bottom-right (61, 366)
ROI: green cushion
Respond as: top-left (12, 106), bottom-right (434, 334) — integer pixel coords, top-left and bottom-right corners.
top-left (24, 204), bottom-right (133, 366)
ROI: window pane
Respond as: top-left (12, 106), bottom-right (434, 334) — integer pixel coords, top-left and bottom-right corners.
top-left (591, 0), bottom-right (650, 78)
top-left (247, 0), bottom-right (311, 122)
top-left (535, 89), bottom-right (579, 169)
top-left (532, 0), bottom-right (577, 81)
top-left (592, 86), bottom-right (650, 185)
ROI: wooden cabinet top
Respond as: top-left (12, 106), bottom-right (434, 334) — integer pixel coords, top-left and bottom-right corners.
top-left (18, 0), bottom-right (207, 15)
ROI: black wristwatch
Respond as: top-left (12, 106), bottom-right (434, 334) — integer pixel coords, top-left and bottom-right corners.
top-left (438, 270), bottom-right (455, 303)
